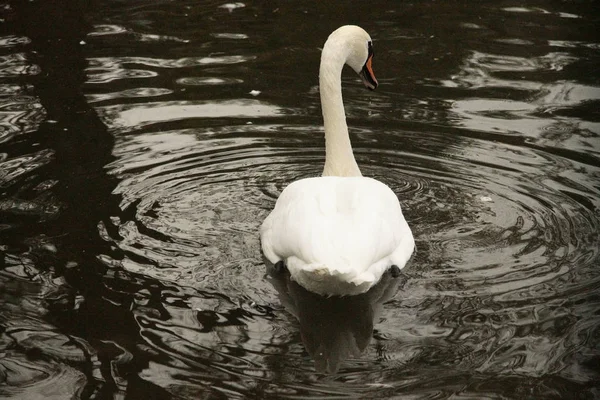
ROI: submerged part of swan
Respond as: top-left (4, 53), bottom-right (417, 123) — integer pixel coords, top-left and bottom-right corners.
top-left (261, 25), bottom-right (415, 296)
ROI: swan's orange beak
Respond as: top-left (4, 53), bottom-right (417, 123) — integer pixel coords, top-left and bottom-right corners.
top-left (360, 49), bottom-right (378, 90)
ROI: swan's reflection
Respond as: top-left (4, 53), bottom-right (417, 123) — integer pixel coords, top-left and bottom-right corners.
top-left (268, 268), bottom-right (404, 373)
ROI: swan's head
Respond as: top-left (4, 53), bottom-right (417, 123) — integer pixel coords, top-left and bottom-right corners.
top-left (324, 25), bottom-right (378, 90)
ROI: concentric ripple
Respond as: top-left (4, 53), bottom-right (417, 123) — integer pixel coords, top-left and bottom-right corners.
top-left (94, 107), bottom-right (600, 396)
top-left (101, 123), bottom-right (320, 294)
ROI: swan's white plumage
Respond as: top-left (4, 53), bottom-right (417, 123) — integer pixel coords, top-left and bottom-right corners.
top-left (260, 25), bottom-right (415, 296)
top-left (261, 177), bottom-right (414, 296)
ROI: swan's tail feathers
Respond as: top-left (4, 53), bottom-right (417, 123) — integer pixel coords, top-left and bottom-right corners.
top-left (286, 257), bottom-right (381, 296)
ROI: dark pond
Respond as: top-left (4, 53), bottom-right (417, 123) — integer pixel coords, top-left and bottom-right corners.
top-left (1, 0), bottom-right (599, 399)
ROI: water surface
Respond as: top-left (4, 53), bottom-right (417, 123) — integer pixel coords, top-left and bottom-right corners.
top-left (1, 1), bottom-right (599, 399)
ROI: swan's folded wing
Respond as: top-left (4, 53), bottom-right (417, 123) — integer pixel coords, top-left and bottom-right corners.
top-left (260, 177), bottom-right (412, 279)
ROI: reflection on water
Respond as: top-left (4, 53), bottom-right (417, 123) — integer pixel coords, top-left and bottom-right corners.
top-left (1, 0), bottom-right (599, 399)
top-left (98, 100), bottom-right (282, 132)
top-left (269, 267), bottom-right (404, 374)
top-left (447, 50), bottom-right (600, 156)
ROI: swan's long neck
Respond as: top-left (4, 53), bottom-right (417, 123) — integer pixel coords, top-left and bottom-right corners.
top-left (320, 45), bottom-right (362, 177)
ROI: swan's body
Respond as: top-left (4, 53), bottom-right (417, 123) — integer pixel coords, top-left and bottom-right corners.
top-left (260, 25), bottom-right (414, 296)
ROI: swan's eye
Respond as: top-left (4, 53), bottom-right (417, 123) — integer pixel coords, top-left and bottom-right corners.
top-left (367, 41), bottom-right (373, 57)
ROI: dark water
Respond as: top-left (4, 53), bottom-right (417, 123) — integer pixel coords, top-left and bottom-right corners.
top-left (1, 0), bottom-right (599, 398)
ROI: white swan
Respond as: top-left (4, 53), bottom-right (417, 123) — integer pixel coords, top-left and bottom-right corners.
top-left (260, 25), bottom-right (415, 296)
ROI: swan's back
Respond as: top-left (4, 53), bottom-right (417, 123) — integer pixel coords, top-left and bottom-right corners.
top-left (261, 177), bottom-right (414, 295)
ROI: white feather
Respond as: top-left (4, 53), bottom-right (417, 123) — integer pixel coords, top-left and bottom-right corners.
top-left (260, 26), bottom-right (415, 296)
top-left (261, 177), bottom-right (414, 295)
